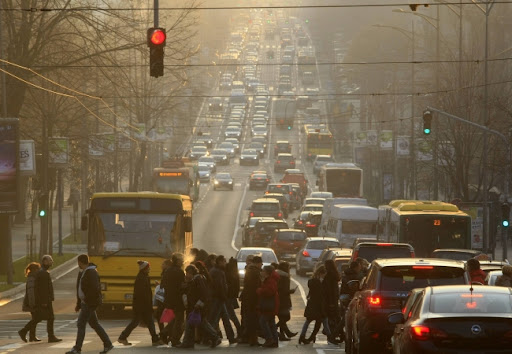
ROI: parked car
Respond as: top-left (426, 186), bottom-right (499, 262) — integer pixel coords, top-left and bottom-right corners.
top-left (268, 229), bottom-right (307, 261)
top-left (296, 237), bottom-right (341, 276)
top-left (346, 259), bottom-right (470, 353)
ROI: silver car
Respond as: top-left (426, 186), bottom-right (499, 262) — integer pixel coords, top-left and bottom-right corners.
top-left (197, 165), bottom-right (212, 183)
top-left (198, 156), bottom-right (216, 172)
top-left (236, 247), bottom-right (278, 283)
top-left (296, 237), bottom-right (341, 276)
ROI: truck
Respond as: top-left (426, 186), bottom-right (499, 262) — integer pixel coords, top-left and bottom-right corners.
top-left (272, 98), bottom-right (297, 129)
top-left (153, 158), bottom-right (200, 203)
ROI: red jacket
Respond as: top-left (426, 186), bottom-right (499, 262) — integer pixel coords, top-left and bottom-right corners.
top-left (469, 269), bottom-right (486, 285)
top-left (256, 270), bottom-right (280, 316)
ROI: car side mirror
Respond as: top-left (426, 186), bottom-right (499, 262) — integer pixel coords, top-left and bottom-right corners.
top-left (388, 312), bottom-right (405, 325)
top-left (81, 215), bottom-right (88, 231)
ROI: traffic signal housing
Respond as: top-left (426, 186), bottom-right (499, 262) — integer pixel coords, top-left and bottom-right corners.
top-left (502, 203), bottom-right (510, 227)
top-left (38, 194), bottom-right (47, 218)
top-left (147, 27), bottom-right (166, 78)
top-left (423, 110), bottom-right (432, 135)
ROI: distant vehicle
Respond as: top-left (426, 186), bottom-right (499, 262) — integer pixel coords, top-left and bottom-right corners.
top-left (310, 191), bottom-right (333, 199)
top-left (197, 156), bottom-right (216, 172)
top-left (301, 204), bottom-right (324, 213)
top-left (346, 259), bottom-right (470, 354)
top-left (312, 155), bottom-right (335, 174)
top-left (387, 285), bottom-right (510, 354)
top-left (377, 200), bottom-right (472, 258)
top-left (274, 153), bottom-right (296, 172)
top-left (296, 237), bottom-right (341, 276)
top-left (294, 211), bottom-right (312, 229)
top-left (260, 193), bottom-right (290, 219)
top-left (241, 217), bottom-right (275, 247)
top-left (315, 248), bottom-right (352, 273)
top-left (269, 229), bottom-right (307, 262)
top-left (210, 149), bottom-right (230, 165)
top-left (249, 172), bottom-right (270, 190)
top-left (431, 248), bottom-right (485, 261)
top-left (189, 146), bottom-right (208, 160)
top-left (218, 142), bottom-right (236, 158)
top-left (208, 97), bottom-right (224, 114)
top-left (224, 138), bottom-right (240, 154)
top-left (273, 98), bottom-right (297, 129)
top-left (265, 183), bottom-right (293, 211)
top-left (304, 198), bottom-right (326, 206)
top-left (350, 242), bottom-right (415, 264)
top-left (274, 140), bottom-right (292, 156)
top-left (281, 170), bottom-right (308, 197)
top-left (247, 142), bottom-right (265, 157)
top-left (252, 136), bottom-right (268, 153)
top-left (197, 165), bottom-right (212, 183)
top-left (249, 198), bottom-right (284, 221)
top-left (317, 163), bottom-right (363, 198)
top-left (240, 149), bottom-right (259, 166)
top-left (236, 247), bottom-right (278, 282)
top-left (252, 125), bottom-right (268, 139)
top-left (317, 204), bottom-right (378, 248)
top-left (213, 172), bottom-right (233, 191)
top-left (224, 126), bottom-right (242, 140)
top-left (302, 71), bottom-right (315, 85)
top-left (304, 211), bottom-right (322, 237)
top-left (250, 219), bottom-right (289, 247)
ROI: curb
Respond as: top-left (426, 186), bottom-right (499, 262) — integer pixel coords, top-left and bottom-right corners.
top-left (0, 255), bottom-right (79, 306)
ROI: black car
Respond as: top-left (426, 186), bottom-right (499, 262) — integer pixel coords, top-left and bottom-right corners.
top-left (388, 285), bottom-right (512, 354)
top-left (249, 172), bottom-right (270, 190)
top-left (260, 193), bottom-right (290, 219)
top-left (350, 242), bottom-right (415, 263)
top-left (304, 211), bottom-right (322, 237)
top-left (213, 172), bottom-right (233, 191)
top-left (250, 219), bottom-right (289, 247)
top-left (345, 258), bottom-right (470, 354)
top-left (274, 140), bottom-right (291, 156)
top-left (240, 149), bottom-right (260, 166)
top-left (241, 217), bottom-right (275, 247)
top-left (431, 248), bottom-right (485, 261)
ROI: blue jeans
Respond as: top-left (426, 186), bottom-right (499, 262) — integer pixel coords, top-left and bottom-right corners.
top-left (259, 314), bottom-right (278, 342)
top-left (208, 298), bottom-right (235, 341)
top-left (74, 303), bottom-right (112, 351)
top-left (119, 311), bottom-right (159, 342)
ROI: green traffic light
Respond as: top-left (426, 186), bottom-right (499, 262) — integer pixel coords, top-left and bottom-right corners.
top-left (305, 19), bottom-right (309, 23)
top-left (39, 209), bottom-right (46, 217)
top-left (287, 126), bottom-right (292, 130)
top-left (503, 220), bottom-right (510, 227)
top-left (424, 128), bottom-right (431, 135)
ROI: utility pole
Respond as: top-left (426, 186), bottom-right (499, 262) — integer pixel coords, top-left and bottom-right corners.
top-left (410, 20), bottom-right (417, 199)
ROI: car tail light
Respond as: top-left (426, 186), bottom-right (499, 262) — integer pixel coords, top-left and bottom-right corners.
top-left (412, 266), bottom-right (434, 269)
top-left (266, 179), bottom-right (269, 182)
top-left (411, 326), bottom-right (430, 340)
top-left (302, 250), bottom-right (310, 257)
top-left (377, 243), bottom-right (392, 246)
top-left (277, 160), bottom-right (280, 164)
top-left (291, 161), bottom-right (295, 164)
top-left (367, 296), bottom-right (381, 307)
top-left (277, 212), bottom-right (282, 218)
top-left (306, 224), bottom-right (316, 228)
top-left (411, 251), bottom-right (415, 257)
top-left (250, 212), bottom-right (254, 217)
top-left (297, 220), bottom-right (303, 225)
top-left (289, 191), bottom-right (293, 195)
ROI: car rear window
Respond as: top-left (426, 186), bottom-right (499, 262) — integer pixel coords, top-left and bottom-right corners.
top-left (278, 156), bottom-right (293, 161)
top-left (268, 185), bottom-right (290, 193)
top-left (430, 293), bottom-right (512, 313)
top-left (252, 203), bottom-right (279, 211)
top-left (432, 251), bottom-right (479, 261)
top-left (237, 250), bottom-right (276, 264)
top-left (277, 231), bottom-right (306, 241)
top-left (357, 246), bottom-right (413, 262)
top-left (380, 266), bottom-right (466, 292)
top-left (307, 240), bottom-right (340, 250)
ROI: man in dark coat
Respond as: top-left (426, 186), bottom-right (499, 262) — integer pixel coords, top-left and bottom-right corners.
top-left (65, 254), bottom-right (113, 354)
top-left (208, 255), bottom-right (235, 344)
top-left (162, 252), bottom-right (185, 346)
top-left (34, 255), bottom-right (62, 343)
top-left (241, 255), bottom-right (262, 346)
top-left (118, 261), bottom-right (163, 346)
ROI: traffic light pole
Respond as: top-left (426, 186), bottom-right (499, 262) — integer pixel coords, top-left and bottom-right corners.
top-left (426, 106), bottom-right (510, 260)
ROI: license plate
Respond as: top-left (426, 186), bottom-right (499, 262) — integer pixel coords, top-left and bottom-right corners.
top-left (124, 294), bottom-right (133, 300)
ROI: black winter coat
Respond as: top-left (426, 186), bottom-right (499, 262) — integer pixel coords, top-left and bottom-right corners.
top-left (162, 265), bottom-right (185, 311)
top-left (75, 263), bottom-right (102, 309)
top-left (304, 278), bottom-right (325, 320)
top-left (323, 272), bottom-right (340, 310)
top-left (184, 274), bottom-right (210, 316)
top-left (276, 269), bottom-right (293, 311)
top-left (225, 261), bottom-right (240, 299)
top-left (241, 264), bottom-right (261, 311)
top-left (209, 266), bottom-right (228, 300)
top-left (35, 266), bottom-right (54, 306)
top-left (133, 270), bottom-right (153, 316)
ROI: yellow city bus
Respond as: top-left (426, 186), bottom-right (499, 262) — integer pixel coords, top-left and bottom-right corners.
top-left (377, 200), bottom-right (472, 258)
top-left (81, 192), bottom-right (193, 310)
top-left (304, 125), bottom-right (334, 160)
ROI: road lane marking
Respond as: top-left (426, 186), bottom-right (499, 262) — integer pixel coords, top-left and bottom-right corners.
top-left (290, 277), bottom-right (307, 306)
top-left (231, 182), bottom-right (248, 252)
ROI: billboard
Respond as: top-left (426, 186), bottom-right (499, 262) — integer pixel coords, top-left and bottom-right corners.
top-left (19, 140), bottom-right (36, 176)
top-left (0, 119), bottom-right (19, 213)
top-left (49, 137), bottom-right (69, 165)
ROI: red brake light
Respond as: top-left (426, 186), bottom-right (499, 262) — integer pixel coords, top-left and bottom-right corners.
top-left (377, 243), bottom-right (392, 246)
top-left (277, 161), bottom-right (281, 163)
top-left (290, 161), bottom-right (295, 164)
top-left (411, 325), bottom-right (430, 340)
top-left (302, 250), bottom-right (310, 257)
top-left (266, 179), bottom-right (269, 182)
top-left (289, 191), bottom-right (293, 195)
top-left (412, 266), bottom-right (434, 269)
top-left (368, 296), bottom-right (381, 307)
top-left (277, 212), bottom-right (282, 218)
top-left (306, 224), bottom-right (316, 228)
top-left (250, 212), bottom-right (254, 217)
top-left (298, 220), bottom-right (303, 225)
top-left (411, 251), bottom-right (415, 257)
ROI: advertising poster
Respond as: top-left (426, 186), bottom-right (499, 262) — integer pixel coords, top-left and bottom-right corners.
top-left (49, 137), bottom-right (69, 165)
top-left (396, 136), bottom-right (410, 156)
top-left (0, 119), bottom-right (19, 213)
top-left (379, 130), bottom-right (393, 150)
top-left (461, 206), bottom-right (484, 249)
top-left (19, 140), bottom-right (35, 176)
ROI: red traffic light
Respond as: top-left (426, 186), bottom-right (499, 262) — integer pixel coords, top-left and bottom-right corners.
top-left (151, 29), bottom-right (166, 45)
top-left (147, 28), bottom-right (166, 47)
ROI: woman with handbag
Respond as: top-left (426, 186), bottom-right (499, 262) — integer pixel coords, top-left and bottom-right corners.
top-left (18, 262), bottom-right (41, 342)
top-left (275, 261), bottom-right (297, 341)
top-left (178, 264), bottom-right (221, 349)
top-left (256, 265), bottom-right (280, 348)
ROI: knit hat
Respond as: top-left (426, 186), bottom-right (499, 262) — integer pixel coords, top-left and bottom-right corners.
top-left (503, 264), bottom-right (512, 276)
top-left (138, 260), bottom-right (150, 270)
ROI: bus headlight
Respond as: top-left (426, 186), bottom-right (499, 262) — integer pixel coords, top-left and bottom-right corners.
top-left (100, 282), bottom-right (107, 291)
top-left (228, 181), bottom-right (233, 184)
top-left (214, 181), bottom-right (219, 185)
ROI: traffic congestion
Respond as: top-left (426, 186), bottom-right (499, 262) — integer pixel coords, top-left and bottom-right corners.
top-left (2, 3), bottom-right (512, 354)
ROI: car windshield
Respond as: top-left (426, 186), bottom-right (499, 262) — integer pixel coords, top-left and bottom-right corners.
top-left (252, 174), bottom-right (267, 179)
top-left (198, 165), bottom-right (210, 171)
top-left (268, 185), bottom-right (289, 193)
top-left (278, 155), bottom-right (293, 161)
top-left (380, 266), bottom-right (466, 292)
top-left (307, 240), bottom-right (340, 250)
top-left (430, 293), bottom-right (512, 313)
top-left (252, 203), bottom-right (279, 211)
top-left (217, 173), bottom-right (231, 179)
top-left (198, 157), bottom-right (214, 163)
top-left (277, 231), bottom-right (306, 241)
top-left (244, 150), bottom-right (258, 156)
top-left (237, 250), bottom-right (276, 263)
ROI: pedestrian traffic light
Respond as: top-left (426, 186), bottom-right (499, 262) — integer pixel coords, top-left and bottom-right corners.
top-left (147, 27), bottom-right (166, 78)
top-left (423, 110), bottom-right (432, 135)
top-left (502, 203), bottom-right (510, 227)
top-left (287, 124), bottom-right (292, 130)
top-left (38, 194), bottom-right (47, 218)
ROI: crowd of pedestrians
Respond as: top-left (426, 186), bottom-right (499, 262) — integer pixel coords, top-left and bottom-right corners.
top-left (18, 250), bottom-right (371, 351)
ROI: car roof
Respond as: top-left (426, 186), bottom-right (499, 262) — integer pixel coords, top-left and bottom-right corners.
top-left (373, 258), bottom-right (466, 268)
top-left (277, 153), bottom-right (293, 157)
top-left (276, 140), bottom-right (289, 144)
top-left (284, 169), bottom-right (302, 174)
top-left (252, 198), bottom-right (280, 204)
top-left (275, 228), bottom-right (305, 233)
top-left (355, 242), bottom-right (412, 249)
top-left (256, 219), bottom-right (288, 225)
top-left (428, 284), bottom-right (512, 295)
top-left (305, 237), bottom-right (339, 243)
top-left (238, 247), bottom-right (276, 252)
top-left (432, 248), bottom-right (483, 254)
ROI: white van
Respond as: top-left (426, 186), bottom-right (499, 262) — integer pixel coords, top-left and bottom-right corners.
top-left (318, 204), bottom-right (377, 248)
